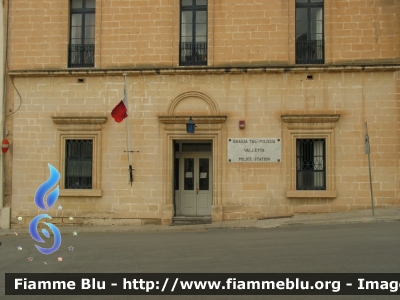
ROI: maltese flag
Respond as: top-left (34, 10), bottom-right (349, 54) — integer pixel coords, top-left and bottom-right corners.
top-left (111, 85), bottom-right (128, 123)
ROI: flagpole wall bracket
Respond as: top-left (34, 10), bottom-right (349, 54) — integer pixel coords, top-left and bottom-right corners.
top-left (129, 164), bottom-right (134, 186)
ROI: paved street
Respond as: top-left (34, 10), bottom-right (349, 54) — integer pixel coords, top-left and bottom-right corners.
top-left (1, 221), bottom-right (400, 300)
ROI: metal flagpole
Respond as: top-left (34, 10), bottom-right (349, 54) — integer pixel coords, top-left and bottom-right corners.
top-left (123, 73), bottom-right (133, 185)
top-left (364, 122), bottom-right (374, 216)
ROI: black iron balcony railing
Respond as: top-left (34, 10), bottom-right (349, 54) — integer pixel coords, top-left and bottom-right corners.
top-left (180, 42), bottom-right (207, 66)
top-left (296, 40), bottom-right (324, 64)
top-left (68, 44), bottom-right (95, 68)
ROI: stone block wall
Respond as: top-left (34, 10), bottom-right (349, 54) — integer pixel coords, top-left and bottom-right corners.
top-left (6, 0), bottom-right (400, 70)
top-left (7, 69), bottom-right (400, 225)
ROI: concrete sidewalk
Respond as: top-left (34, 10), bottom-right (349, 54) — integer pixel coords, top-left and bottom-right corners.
top-left (1, 207), bottom-right (400, 236)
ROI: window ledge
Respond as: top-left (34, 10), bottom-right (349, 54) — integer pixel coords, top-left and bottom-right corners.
top-left (286, 190), bottom-right (337, 198)
top-left (59, 189), bottom-right (102, 197)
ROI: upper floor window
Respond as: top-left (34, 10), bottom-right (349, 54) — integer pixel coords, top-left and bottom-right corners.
top-left (295, 0), bottom-right (324, 64)
top-left (69, 0), bottom-right (95, 68)
top-left (180, 0), bottom-right (207, 66)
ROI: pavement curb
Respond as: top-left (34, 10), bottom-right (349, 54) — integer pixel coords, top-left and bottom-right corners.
top-left (1, 208), bottom-right (399, 236)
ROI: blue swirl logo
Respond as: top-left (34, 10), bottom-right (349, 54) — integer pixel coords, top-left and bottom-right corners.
top-left (29, 164), bottom-right (62, 255)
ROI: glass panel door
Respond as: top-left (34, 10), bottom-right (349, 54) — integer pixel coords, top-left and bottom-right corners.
top-left (176, 154), bottom-right (212, 216)
top-left (198, 158), bottom-right (209, 191)
top-left (184, 158), bottom-right (194, 190)
top-left (196, 156), bottom-right (212, 215)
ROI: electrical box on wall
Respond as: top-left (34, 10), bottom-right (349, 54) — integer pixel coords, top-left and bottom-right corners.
top-left (239, 120), bottom-right (245, 129)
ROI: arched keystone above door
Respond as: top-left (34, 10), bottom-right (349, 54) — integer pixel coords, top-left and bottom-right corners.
top-left (167, 91), bottom-right (221, 116)
top-left (160, 91), bottom-right (226, 131)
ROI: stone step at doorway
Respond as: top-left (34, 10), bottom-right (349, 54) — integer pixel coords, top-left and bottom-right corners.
top-left (171, 216), bottom-right (212, 226)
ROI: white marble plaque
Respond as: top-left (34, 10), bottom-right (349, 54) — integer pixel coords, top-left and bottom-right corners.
top-left (228, 138), bottom-right (281, 162)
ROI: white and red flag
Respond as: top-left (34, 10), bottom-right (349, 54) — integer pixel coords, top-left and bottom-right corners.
top-left (111, 85), bottom-right (128, 123)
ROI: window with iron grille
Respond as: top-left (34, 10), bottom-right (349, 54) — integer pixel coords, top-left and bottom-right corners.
top-left (65, 140), bottom-right (93, 189)
top-left (69, 0), bottom-right (95, 68)
top-left (295, 0), bottom-right (324, 64)
top-left (180, 0), bottom-right (207, 66)
top-left (296, 139), bottom-right (326, 190)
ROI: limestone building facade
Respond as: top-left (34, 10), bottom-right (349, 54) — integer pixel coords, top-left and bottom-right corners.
top-left (3, 0), bottom-right (400, 228)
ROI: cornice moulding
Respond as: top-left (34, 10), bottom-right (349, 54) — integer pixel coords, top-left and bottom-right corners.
top-left (8, 65), bottom-right (400, 77)
top-left (281, 114), bottom-right (340, 123)
top-left (158, 116), bottom-right (227, 124)
top-left (52, 116), bottom-right (107, 125)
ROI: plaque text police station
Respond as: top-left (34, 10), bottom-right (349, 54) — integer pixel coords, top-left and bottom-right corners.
top-left (228, 138), bottom-right (281, 162)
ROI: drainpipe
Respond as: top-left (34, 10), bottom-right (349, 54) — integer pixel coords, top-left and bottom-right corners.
top-left (0, 0), bottom-right (10, 229)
